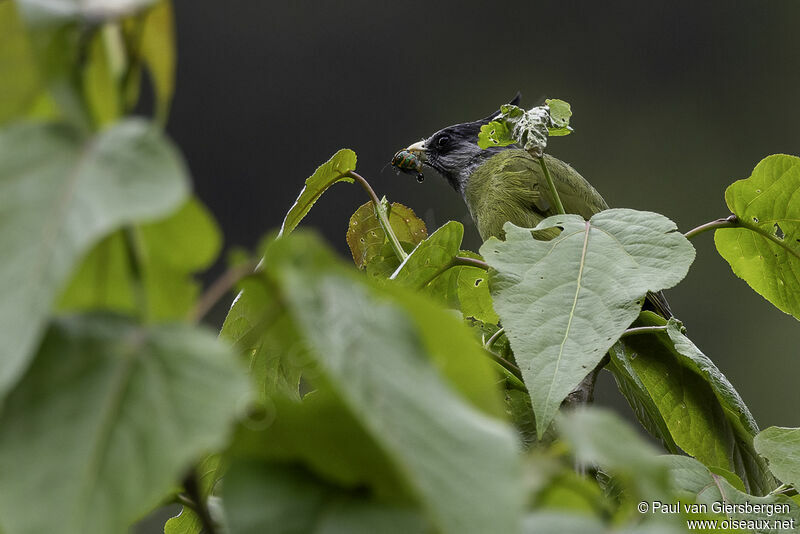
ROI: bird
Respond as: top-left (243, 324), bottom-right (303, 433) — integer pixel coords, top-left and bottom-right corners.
top-left (402, 94), bottom-right (672, 319)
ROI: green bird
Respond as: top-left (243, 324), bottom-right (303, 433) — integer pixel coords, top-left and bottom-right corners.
top-left (403, 94), bottom-right (672, 319)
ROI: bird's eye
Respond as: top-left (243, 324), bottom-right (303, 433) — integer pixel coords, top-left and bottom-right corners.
top-left (437, 135), bottom-right (450, 148)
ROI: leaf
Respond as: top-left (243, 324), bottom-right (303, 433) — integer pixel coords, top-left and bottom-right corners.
top-left (58, 197), bottom-right (221, 321)
top-left (220, 272), bottom-right (311, 401)
top-left (481, 209), bottom-right (695, 436)
top-left (345, 201), bottom-right (426, 269)
top-left (224, 460), bottom-right (429, 534)
top-left (0, 2), bottom-right (44, 125)
top-left (423, 249), bottom-right (499, 324)
top-left (666, 455), bottom-right (800, 533)
top-left (17, 0), bottom-right (158, 26)
top-left (259, 232), bottom-right (523, 534)
top-left (390, 221), bottom-right (464, 288)
top-left (138, 0), bottom-right (175, 123)
top-left (0, 315), bottom-right (249, 534)
top-left (522, 512), bottom-right (607, 534)
top-left (609, 313), bottom-right (772, 495)
top-left (606, 340), bottom-right (681, 455)
top-left (478, 120), bottom-right (515, 149)
top-left (83, 26), bottom-right (123, 127)
top-left (715, 154), bottom-right (800, 320)
top-left (279, 149), bottom-right (357, 236)
top-left (545, 98), bottom-right (573, 136)
top-left (164, 508), bottom-right (202, 534)
top-left (754, 427), bottom-right (800, 489)
top-left (0, 119), bottom-right (189, 399)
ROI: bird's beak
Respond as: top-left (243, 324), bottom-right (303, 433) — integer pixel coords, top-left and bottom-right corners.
top-left (405, 140), bottom-right (428, 161)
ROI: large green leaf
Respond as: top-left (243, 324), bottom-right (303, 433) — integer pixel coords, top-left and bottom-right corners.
top-left (254, 232), bottom-right (523, 534)
top-left (345, 201), bottom-right (426, 269)
top-left (754, 427), bottom-right (800, 489)
top-left (0, 2), bottom-right (43, 125)
top-left (481, 209), bottom-right (695, 436)
top-left (0, 315), bottom-right (249, 534)
top-left (715, 154), bottom-right (800, 320)
top-left (0, 119), bottom-right (188, 399)
top-left (609, 313), bottom-right (771, 495)
top-left (58, 197), bottom-right (221, 321)
top-left (606, 340), bottom-right (681, 455)
top-left (279, 149), bottom-right (357, 236)
top-left (390, 221), bottom-right (464, 288)
top-left (224, 460), bottom-right (428, 534)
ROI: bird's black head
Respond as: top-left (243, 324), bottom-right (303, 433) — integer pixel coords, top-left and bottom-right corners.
top-left (406, 93), bottom-right (521, 194)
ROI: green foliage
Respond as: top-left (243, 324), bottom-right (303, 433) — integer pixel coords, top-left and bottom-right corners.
top-left (755, 427), bottom-right (800, 490)
top-left (58, 197), bottom-right (222, 321)
top-left (0, 315), bottom-right (248, 534)
top-left (0, 119), bottom-right (189, 398)
top-left (481, 209), bottom-right (695, 436)
top-left (279, 148), bottom-right (357, 236)
top-left (715, 154), bottom-right (800, 320)
top-left (346, 200), bottom-right (427, 268)
top-left (609, 313), bottom-right (772, 495)
top-left (477, 99), bottom-right (573, 155)
top-left (4, 10), bottom-right (800, 533)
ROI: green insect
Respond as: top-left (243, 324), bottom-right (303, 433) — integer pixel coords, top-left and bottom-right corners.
top-left (391, 148), bottom-right (425, 182)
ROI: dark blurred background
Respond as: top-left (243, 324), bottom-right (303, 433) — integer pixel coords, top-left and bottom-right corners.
top-left (167, 0), bottom-right (800, 427)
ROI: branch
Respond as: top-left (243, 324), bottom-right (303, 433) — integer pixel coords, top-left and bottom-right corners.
top-left (620, 325), bottom-right (669, 338)
top-left (453, 255), bottom-right (489, 270)
top-left (684, 214), bottom-right (739, 240)
top-left (189, 258), bottom-right (259, 322)
top-left (538, 156), bottom-right (566, 215)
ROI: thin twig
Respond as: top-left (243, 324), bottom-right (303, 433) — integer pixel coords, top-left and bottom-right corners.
top-left (189, 258), bottom-right (259, 322)
top-left (346, 170), bottom-right (408, 261)
top-left (538, 156), bottom-right (566, 215)
top-left (453, 255), bottom-right (489, 270)
top-left (683, 214), bottom-right (739, 240)
top-left (484, 327), bottom-right (506, 350)
top-left (620, 325), bottom-right (669, 338)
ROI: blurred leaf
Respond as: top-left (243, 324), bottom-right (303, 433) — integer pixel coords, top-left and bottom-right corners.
top-left (558, 408), bottom-right (669, 495)
top-left (83, 25), bottom-right (123, 127)
top-left (0, 119), bottom-right (188, 399)
top-left (754, 427), bottom-right (800, 489)
top-left (220, 272), bottom-right (311, 401)
top-left (346, 201), bottom-right (426, 269)
top-left (17, 0), bottom-right (158, 26)
top-left (609, 313), bottom-right (772, 495)
top-left (481, 209), bottom-right (695, 437)
top-left (0, 315), bottom-right (249, 534)
top-left (545, 98), bottom-right (573, 136)
top-left (715, 154), bottom-right (800, 320)
top-left (522, 512), bottom-right (607, 534)
top-left (258, 232), bottom-right (523, 534)
top-left (164, 508), bottom-right (202, 534)
top-left (423, 249), bottom-right (498, 324)
top-left (0, 2), bottom-right (44, 125)
top-left (224, 461), bottom-right (429, 534)
top-left (137, 0), bottom-right (175, 123)
top-left (58, 197), bottom-right (221, 321)
top-left (390, 221), bottom-right (463, 288)
top-left (666, 455), bottom-right (800, 532)
top-left (279, 149), bottom-right (357, 236)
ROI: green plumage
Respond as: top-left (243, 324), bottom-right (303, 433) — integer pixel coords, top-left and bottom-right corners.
top-left (464, 149), bottom-right (608, 241)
